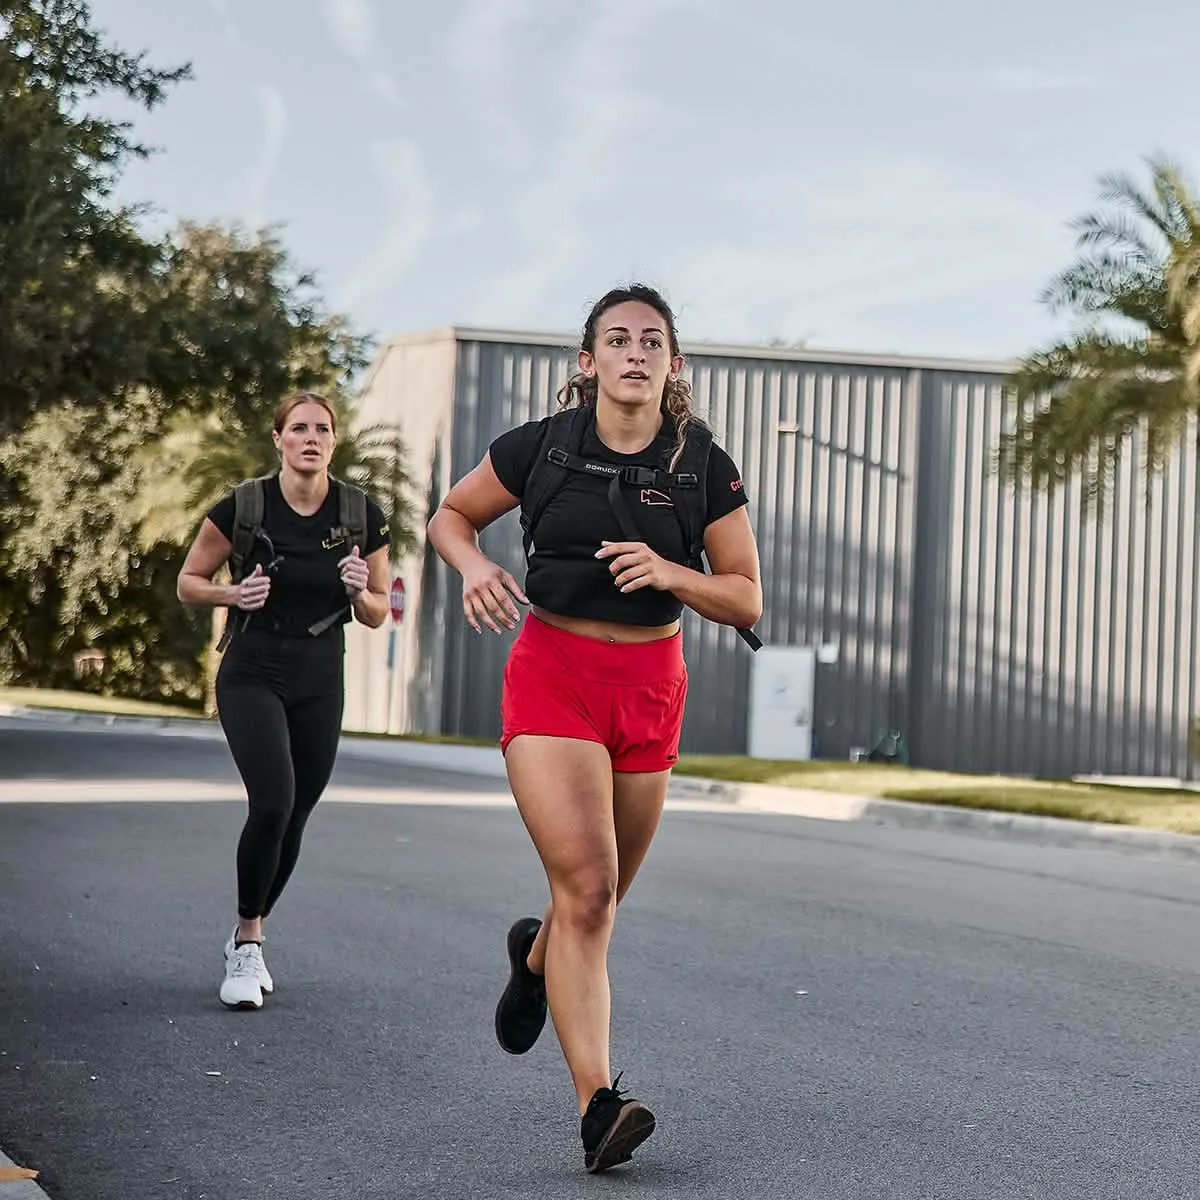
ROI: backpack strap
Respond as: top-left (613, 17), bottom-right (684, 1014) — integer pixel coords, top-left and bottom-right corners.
top-left (336, 476), bottom-right (368, 558)
top-left (669, 424), bottom-right (713, 572)
top-left (228, 476), bottom-right (270, 583)
top-left (308, 477), bottom-right (370, 636)
top-left (519, 407), bottom-right (589, 557)
top-left (677, 433), bottom-right (761, 651)
top-left (518, 410), bottom-right (763, 651)
top-left (216, 475), bottom-right (271, 652)
top-left (628, 423), bottom-right (763, 653)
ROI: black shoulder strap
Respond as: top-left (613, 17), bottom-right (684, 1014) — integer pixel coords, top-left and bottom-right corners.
top-left (228, 476), bottom-right (269, 584)
top-left (334, 477), bottom-right (369, 554)
top-left (308, 478), bottom-right (370, 637)
top-left (520, 407), bottom-right (588, 557)
top-left (672, 427), bottom-right (763, 652)
top-left (671, 424), bottom-right (714, 571)
top-left (217, 475), bottom-right (271, 652)
top-left (516, 411), bottom-right (763, 651)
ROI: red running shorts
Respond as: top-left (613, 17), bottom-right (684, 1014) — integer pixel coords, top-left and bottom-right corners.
top-left (500, 614), bottom-right (688, 773)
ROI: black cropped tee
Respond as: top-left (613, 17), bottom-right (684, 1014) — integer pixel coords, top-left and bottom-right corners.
top-left (207, 475), bottom-right (390, 637)
top-left (489, 414), bottom-right (748, 626)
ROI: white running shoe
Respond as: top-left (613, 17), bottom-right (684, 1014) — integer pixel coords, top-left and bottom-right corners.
top-left (224, 928), bottom-right (274, 994)
top-left (220, 943), bottom-right (266, 1009)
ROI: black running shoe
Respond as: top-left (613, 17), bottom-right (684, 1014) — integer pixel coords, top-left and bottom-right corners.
top-left (494, 916), bottom-right (546, 1055)
top-left (581, 1073), bottom-right (656, 1173)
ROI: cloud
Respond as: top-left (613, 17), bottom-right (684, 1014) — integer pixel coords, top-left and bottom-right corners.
top-left (320, 0), bottom-right (372, 60)
top-left (446, 0), bottom-right (538, 167)
top-left (368, 73), bottom-right (403, 107)
top-left (319, 0), bottom-right (402, 107)
top-left (240, 85), bottom-right (287, 229)
top-left (469, 0), bottom-right (691, 324)
top-left (981, 66), bottom-right (1096, 93)
top-left (440, 208), bottom-right (484, 237)
top-left (335, 139), bottom-right (436, 315)
top-left (661, 154), bottom-right (1071, 353)
top-left (206, 0), bottom-right (240, 43)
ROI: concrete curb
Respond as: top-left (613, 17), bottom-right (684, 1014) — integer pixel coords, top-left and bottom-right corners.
top-left (0, 1150), bottom-right (49, 1200)
top-left (332, 732), bottom-right (1200, 860)
top-left (0, 704), bottom-right (221, 737)
top-left (712, 783), bottom-right (1200, 861)
top-left (7, 705), bottom-right (1200, 861)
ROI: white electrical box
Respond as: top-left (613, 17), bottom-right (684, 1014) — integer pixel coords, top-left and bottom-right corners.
top-left (747, 645), bottom-right (816, 760)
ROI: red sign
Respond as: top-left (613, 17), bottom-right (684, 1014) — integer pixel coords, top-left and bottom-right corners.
top-left (389, 577), bottom-right (406, 623)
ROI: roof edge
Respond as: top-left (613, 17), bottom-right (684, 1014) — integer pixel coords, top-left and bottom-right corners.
top-left (374, 325), bottom-right (1018, 376)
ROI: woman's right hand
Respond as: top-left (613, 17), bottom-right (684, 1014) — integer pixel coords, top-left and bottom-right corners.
top-left (462, 558), bottom-right (527, 634)
top-left (233, 564), bottom-right (272, 612)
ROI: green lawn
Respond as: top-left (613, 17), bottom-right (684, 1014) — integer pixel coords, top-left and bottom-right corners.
top-left (0, 686), bottom-right (204, 720)
top-left (675, 754), bottom-right (1200, 835)
top-left (7, 687), bottom-right (1200, 835)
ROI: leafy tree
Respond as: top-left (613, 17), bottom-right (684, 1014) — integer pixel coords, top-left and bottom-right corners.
top-left (0, 219), bottom-right (413, 705)
top-left (1001, 156), bottom-right (1200, 504)
top-left (130, 402), bottom-right (420, 711)
top-left (0, 4), bottom-right (415, 706)
top-left (149, 222), bottom-right (372, 427)
top-left (0, 0), bottom-right (188, 434)
top-left (0, 394), bottom-right (208, 701)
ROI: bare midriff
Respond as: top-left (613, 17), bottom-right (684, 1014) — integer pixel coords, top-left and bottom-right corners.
top-left (531, 606), bottom-right (680, 644)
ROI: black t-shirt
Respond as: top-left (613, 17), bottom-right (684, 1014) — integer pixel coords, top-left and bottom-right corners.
top-left (489, 413), bottom-right (749, 626)
top-left (207, 476), bottom-right (390, 637)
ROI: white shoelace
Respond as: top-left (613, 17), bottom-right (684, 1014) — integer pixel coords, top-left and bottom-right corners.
top-left (227, 944), bottom-right (263, 979)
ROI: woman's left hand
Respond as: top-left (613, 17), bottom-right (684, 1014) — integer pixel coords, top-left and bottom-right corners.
top-left (595, 541), bottom-right (681, 593)
top-left (338, 545), bottom-right (371, 597)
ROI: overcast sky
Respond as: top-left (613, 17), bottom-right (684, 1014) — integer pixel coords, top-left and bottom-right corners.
top-left (91, 0), bottom-right (1198, 362)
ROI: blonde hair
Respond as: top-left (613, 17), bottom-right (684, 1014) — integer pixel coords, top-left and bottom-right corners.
top-left (273, 390), bottom-right (337, 435)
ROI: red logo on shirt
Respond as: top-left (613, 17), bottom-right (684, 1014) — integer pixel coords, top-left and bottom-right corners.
top-left (731, 478), bottom-right (744, 492)
top-left (640, 489), bottom-right (674, 507)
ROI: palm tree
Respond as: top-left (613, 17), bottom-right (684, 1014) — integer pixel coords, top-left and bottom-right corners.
top-left (131, 404), bottom-right (420, 711)
top-left (1001, 156), bottom-right (1200, 506)
top-left (134, 410), bottom-right (419, 553)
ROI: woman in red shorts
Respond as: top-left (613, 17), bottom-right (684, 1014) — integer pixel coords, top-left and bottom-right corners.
top-left (427, 283), bottom-right (762, 1173)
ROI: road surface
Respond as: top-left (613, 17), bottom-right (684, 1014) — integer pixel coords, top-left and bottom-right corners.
top-left (2, 722), bottom-right (1198, 1199)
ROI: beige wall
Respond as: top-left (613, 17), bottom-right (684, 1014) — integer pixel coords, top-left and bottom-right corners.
top-left (343, 332), bottom-right (458, 734)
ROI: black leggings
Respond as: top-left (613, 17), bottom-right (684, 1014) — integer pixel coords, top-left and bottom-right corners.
top-left (216, 628), bottom-right (345, 920)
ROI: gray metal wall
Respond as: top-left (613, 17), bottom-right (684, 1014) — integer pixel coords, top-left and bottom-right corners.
top-left (679, 353), bottom-right (920, 758)
top-left (423, 334), bottom-right (1198, 778)
top-left (911, 372), bottom-right (1200, 779)
top-left (437, 339), bottom-right (576, 745)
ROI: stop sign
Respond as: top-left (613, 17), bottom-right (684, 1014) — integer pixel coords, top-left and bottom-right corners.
top-left (389, 577), bottom-right (406, 623)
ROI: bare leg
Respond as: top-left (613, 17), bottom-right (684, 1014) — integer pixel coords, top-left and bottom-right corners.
top-left (526, 768), bottom-right (668, 972)
top-left (236, 916), bottom-right (264, 943)
top-left (507, 736), bottom-right (670, 1111)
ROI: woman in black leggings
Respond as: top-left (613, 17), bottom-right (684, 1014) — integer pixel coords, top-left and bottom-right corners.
top-left (178, 392), bottom-right (390, 1008)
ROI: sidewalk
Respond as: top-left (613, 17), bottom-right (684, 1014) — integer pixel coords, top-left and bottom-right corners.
top-left (6, 704), bottom-right (1200, 862)
top-left (337, 730), bottom-right (1200, 863)
top-left (0, 1150), bottom-right (46, 1199)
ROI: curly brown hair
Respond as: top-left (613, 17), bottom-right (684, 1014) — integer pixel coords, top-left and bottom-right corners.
top-left (557, 283), bottom-right (704, 469)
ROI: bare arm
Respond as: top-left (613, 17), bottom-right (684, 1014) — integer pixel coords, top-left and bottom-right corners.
top-left (177, 519), bottom-right (240, 607)
top-left (426, 452), bottom-right (529, 634)
top-left (596, 505), bottom-right (763, 630)
top-left (670, 507), bottom-right (763, 628)
top-left (348, 546), bottom-right (390, 629)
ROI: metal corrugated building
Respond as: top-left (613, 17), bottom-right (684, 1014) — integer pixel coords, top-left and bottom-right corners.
top-left (343, 328), bottom-right (1199, 781)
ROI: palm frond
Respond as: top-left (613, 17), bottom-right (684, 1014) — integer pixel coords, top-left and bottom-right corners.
top-left (1071, 212), bottom-right (1164, 265)
top-left (1096, 165), bottom-right (1190, 244)
top-left (1009, 155), bottom-right (1200, 508)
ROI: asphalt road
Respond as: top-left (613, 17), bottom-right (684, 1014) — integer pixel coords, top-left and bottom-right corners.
top-left (2, 723), bottom-right (1199, 1199)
